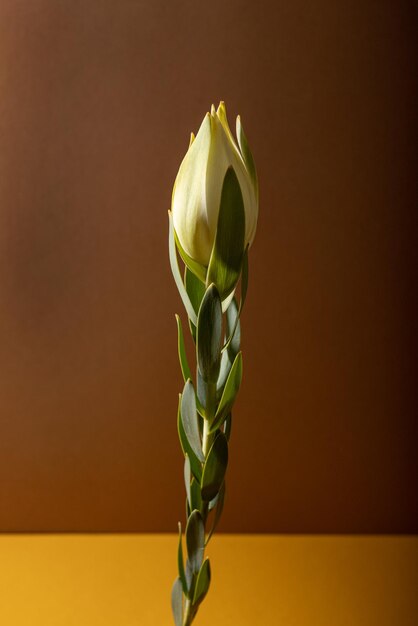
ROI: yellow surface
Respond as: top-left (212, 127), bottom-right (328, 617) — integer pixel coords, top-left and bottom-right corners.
top-left (0, 534), bottom-right (417, 625)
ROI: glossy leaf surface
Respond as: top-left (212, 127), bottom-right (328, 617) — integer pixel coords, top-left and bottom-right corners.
top-left (193, 558), bottom-right (211, 606)
top-left (181, 380), bottom-right (204, 463)
top-left (168, 211), bottom-right (197, 325)
top-left (206, 167), bottom-right (245, 300)
top-left (186, 510), bottom-right (205, 575)
top-left (201, 432), bottom-right (228, 501)
top-left (197, 284), bottom-right (222, 384)
top-left (176, 314), bottom-right (192, 383)
top-left (210, 352), bottom-right (243, 433)
top-left (177, 395), bottom-right (203, 482)
top-left (171, 577), bottom-right (183, 626)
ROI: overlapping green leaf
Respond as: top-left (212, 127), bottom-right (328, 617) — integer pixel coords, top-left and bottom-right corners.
top-left (224, 413), bottom-right (232, 442)
top-left (197, 284), bottom-right (222, 384)
top-left (171, 577), bottom-right (183, 626)
top-left (217, 299), bottom-right (241, 391)
top-left (221, 249), bottom-right (248, 354)
top-left (177, 522), bottom-right (188, 596)
top-left (208, 491), bottom-right (219, 512)
top-left (186, 510), bottom-right (205, 575)
top-left (217, 349), bottom-right (233, 394)
top-left (185, 559), bottom-right (194, 596)
top-left (174, 227), bottom-right (207, 283)
top-left (185, 267), bottom-right (206, 343)
top-left (196, 367), bottom-right (207, 411)
top-left (175, 314), bottom-right (192, 383)
top-left (177, 395), bottom-right (202, 482)
top-left (206, 482), bottom-right (226, 545)
top-left (206, 167), bottom-right (246, 300)
top-left (181, 380), bottom-right (204, 463)
top-left (201, 432), bottom-right (228, 501)
top-left (185, 267), bottom-right (206, 315)
top-left (226, 297), bottom-right (241, 356)
top-left (190, 478), bottom-right (202, 515)
top-left (221, 289), bottom-right (236, 313)
top-left (168, 211), bottom-right (197, 325)
top-left (210, 352), bottom-right (243, 433)
top-left (184, 455), bottom-right (192, 510)
top-left (186, 478), bottom-right (203, 519)
top-left (193, 558), bottom-right (211, 606)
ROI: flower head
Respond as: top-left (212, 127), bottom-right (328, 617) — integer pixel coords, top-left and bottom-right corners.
top-left (171, 102), bottom-right (258, 267)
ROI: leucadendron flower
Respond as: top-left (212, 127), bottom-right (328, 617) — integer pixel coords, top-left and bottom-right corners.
top-left (169, 103), bottom-right (259, 626)
top-left (171, 102), bottom-right (258, 269)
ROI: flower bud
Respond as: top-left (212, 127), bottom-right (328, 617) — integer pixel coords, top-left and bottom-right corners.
top-left (171, 102), bottom-right (258, 268)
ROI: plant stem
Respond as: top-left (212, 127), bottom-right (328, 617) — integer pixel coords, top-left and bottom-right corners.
top-left (182, 598), bottom-right (193, 626)
top-left (183, 381), bottom-right (217, 626)
top-left (202, 418), bottom-right (212, 457)
top-left (200, 382), bottom-right (216, 528)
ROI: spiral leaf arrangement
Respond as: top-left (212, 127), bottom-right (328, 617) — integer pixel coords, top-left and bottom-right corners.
top-left (169, 164), bottom-right (252, 626)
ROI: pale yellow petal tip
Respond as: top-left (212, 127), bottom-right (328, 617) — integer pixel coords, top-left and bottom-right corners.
top-left (236, 115), bottom-right (242, 136)
top-left (217, 100), bottom-right (226, 115)
top-left (210, 103), bottom-right (216, 116)
top-left (199, 112), bottom-right (213, 133)
top-left (189, 132), bottom-right (195, 147)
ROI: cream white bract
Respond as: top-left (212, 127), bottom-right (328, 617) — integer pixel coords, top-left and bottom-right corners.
top-left (172, 102), bottom-right (258, 267)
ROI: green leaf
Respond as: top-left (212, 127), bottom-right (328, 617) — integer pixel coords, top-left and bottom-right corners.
top-left (174, 227), bottom-right (207, 283)
top-left (177, 523), bottom-right (188, 596)
top-left (171, 577), bottom-right (183, 626)
top-left (185, 267), bottom-right (206, 315)
top-left (206, 481), bottom-right (225, 545)
top-left (217, 349), bottom-right (233, 393)
top-left (193, 558), bottom-right (211, 606)
top-left (185, 559), bottom-right (194, 595)
top-left (185, 465), bottom-right (202, 519)
top-left (221, 247), bottom-right (248, 355)
top-left (224, 413), bottom-right (232, 442)
top-left (168, 211), bottom-right (197, 325)
top-left (206, 167), bottom-right (246, 300)
top-left (197, 284), bottom-right (222, 384)
top-left (177, 395), bottom-right (202, 482)
top-left (184, 267), bottom-right (206, 344)
top-left (196, 366), bottom-right (207, 409)
top-left (226, 298), bottom-right (241, 357)
top-left (184, 455), bottom-right (191, 510)
top-left (181, 380), bottom-right (205, 463)
top-left (218, 297), bottom-right (241, 384)
top-left (210, 352), bottom-right (243, 433)
top-left (220, 248), bottom-right (248, 363)
top-left (208, 491), bottom-right (219, 511)
top-left (186, 510), bottom-right (205, 574)
top-left (176, 315), bottom-right (192, 383)
top-left (201, 432), bottom-right (228, 501)
top-left (190, 477), bottom-right (202, 514)
top-left (188, 319), bottom-right (197, 344)
top-left (236, 116), bottom-right (259, 196)
top-left (221, 289), bottom-right (236, 313)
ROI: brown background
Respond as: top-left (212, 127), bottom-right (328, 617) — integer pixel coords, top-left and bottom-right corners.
top-left (0, 1), bottom-right (416, 533)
